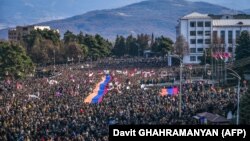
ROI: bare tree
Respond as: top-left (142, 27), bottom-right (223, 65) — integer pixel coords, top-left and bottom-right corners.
top-left (174, 35), bottom-right (189, 58)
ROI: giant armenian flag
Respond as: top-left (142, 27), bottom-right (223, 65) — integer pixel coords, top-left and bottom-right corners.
top-left (84, 75), bottom-right (111, 104)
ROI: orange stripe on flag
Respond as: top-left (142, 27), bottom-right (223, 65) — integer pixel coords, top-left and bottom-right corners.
top-left (160, 88), bottom-right (166, 96)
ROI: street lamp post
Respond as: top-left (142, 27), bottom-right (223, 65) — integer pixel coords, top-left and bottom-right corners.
top-left (227, 68), bottom-right (241, 125)
top-left (66, 57), bottom-right (69, 67)
top-left (172, 54), bottom-right (183, 118)
top-left (188, 65), bottom-right (192, 83)
top-left (204, 48), bottom-right (207, 76)
top-left (207, 69), bottom-right (212, 102)
top-left (78, 55), bottom-right (81, 64)
top-left (236, 78), bottom-right (241, 125)
top-left (179, 60), bottom-right (183, 118)
top-left (53, 49), bottom-right (55, 73)
top-left (207, 70), bottom-right (212, 84)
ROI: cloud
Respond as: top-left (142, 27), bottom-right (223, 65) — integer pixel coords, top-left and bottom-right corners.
top-left (14, 12), bottom-right (22, 20)
top-left (0, 24), bottom-right (7, 29)
top-left (173, 4), bottom-right (184, 7)
top-left (35, 16), bottom-right (65, 23)
top-left (116, 12), bottom-right (131, 17)
top-left (130, 30), bottom-right (136, 35)
top-left (23, 0), bottom-right (34, 8)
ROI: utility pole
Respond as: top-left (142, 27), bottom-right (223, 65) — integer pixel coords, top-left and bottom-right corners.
top-left (138, 45), bottom-right (140, 57)
top-left (179, 60), bottom-right (183, 118)
top-left (227, 68), bottom-right (241, 125)
top-left (237, 78), bottom-right (240, 125)
top-left (53, 49), bottom-right (55, 74)
top-left (172, 54), bottom-right (183, 118)
top-left (78, 55), bottom-right (81, 64)
top-left (204, 48), bottom-right (207, 76)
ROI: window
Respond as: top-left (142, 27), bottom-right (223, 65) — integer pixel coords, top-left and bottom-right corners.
top-left (197, 22), bottom-right (204, 27)
top-left (190, 56), bottom-right (196, 61)
top-left (228, 31), bottom-right (233, 44)
top-left (190, 48), bottom-right (196, 53)
top-left (205, 31), bottom-right (211, 36)
top-left (197, 56), bottom-right (202, 61)
top-left (228, 47), bottom-right (233, 52)
top-left (197, 48), bottom-right (203, 52)
top-left (190, 22), bottom-right (196, 27)
top-left (220, 30), bottom-right (225, 44)
top-left (190, 31), bottom-right (196, 36)
top-left (197, 39), bottom-right (203, 44)
top-left (236, 30), bottom-right (241, 40)
top-left (205, 39), bottom-right (211, 44)
top-left (205, 21), bottom-right (211, 27)
top-left (197, 31), bottom-right (203, 36)
top-left (190, 39), bottom-right (196, 44)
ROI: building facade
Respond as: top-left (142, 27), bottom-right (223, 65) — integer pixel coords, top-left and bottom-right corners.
top-left (8, 25), bottom-right (58, 41)
top-left (177, 12), bottom-right (250, 64)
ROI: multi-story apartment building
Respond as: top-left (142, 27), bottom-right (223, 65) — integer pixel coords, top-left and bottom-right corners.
top-left (8, 25), bottom-right (58, 41)
top-left (176, 12), bottom-right (250, 64)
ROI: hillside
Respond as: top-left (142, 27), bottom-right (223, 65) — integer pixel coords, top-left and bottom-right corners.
top-left (0, 0), bottom-right (240, 40)
top-left (0, 0), bottom-right (145, 29)
top-left (189, 0), bottom-right (250, 10)
top-left (244, 9), bottom-right (250, 14)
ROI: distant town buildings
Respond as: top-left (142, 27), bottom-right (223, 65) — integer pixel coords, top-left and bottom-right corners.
top-left (176, 12), bottom-right (250, 64)
top-left (8, 25), bottom-right (59, 41)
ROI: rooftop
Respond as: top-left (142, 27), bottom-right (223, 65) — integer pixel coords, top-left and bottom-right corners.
top-left (209, 14), bottom-right (250, 19)
top-left (181, 12), bottom-right (211, 19)
top-left (213, 19), bottom-right (250, 27)
top-left (181, 12), bottom-right (250, 20)
top-left (196, 112), bottom-right (229, 123)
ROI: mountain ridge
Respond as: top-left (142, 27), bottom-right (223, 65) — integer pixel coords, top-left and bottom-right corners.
top-left (0, 0), bottom-right (243, 40)
top-left (244, 9), bottom-right (250, 14)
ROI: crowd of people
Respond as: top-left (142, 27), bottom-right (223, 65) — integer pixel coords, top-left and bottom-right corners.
top-left (0, 58), bottom-right (238, 141)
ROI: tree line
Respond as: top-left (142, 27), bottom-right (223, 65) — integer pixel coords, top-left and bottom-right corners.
top-left (22, 29), bottom-right (174, 64)
top-left (0, 29), bottom-right (176, 78)
top-left (113, 34), bottom-right (173, 57)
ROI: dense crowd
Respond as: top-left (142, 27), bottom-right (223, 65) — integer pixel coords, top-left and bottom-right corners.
top-left (0, 58), bottom-right (238, 141)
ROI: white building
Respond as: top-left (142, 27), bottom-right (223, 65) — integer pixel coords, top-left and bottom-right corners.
top-left (176, 12), bottom-right (250, 64)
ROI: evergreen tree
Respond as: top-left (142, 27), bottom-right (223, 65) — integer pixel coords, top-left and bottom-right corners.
top-left (240, 88), bottom-right (250, 124)
top-left (150, 33), bottom-right (155, 48)
top-left (64, 30), bottom-right (77, 44)
top-left (95, 34), bottom-right (112, 57)
top-left (200, 48), bottom-right (212, 65)
top-left (152, 36), bottom-right (173, 57)
top-left (126, 35), bottom-right (138, 56)
top-left (235, 30), bottom-right (250, 75)
top-left (235, 30), bottom-right (250, 61)
top-left (77, 31), bottom-right (85, 44)
top-left (0, 41), bottom-right (34, 78)
top-left (136, 34), bottom-right (150, 56)
top-left (112, 35), bottom-right (126, 57)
